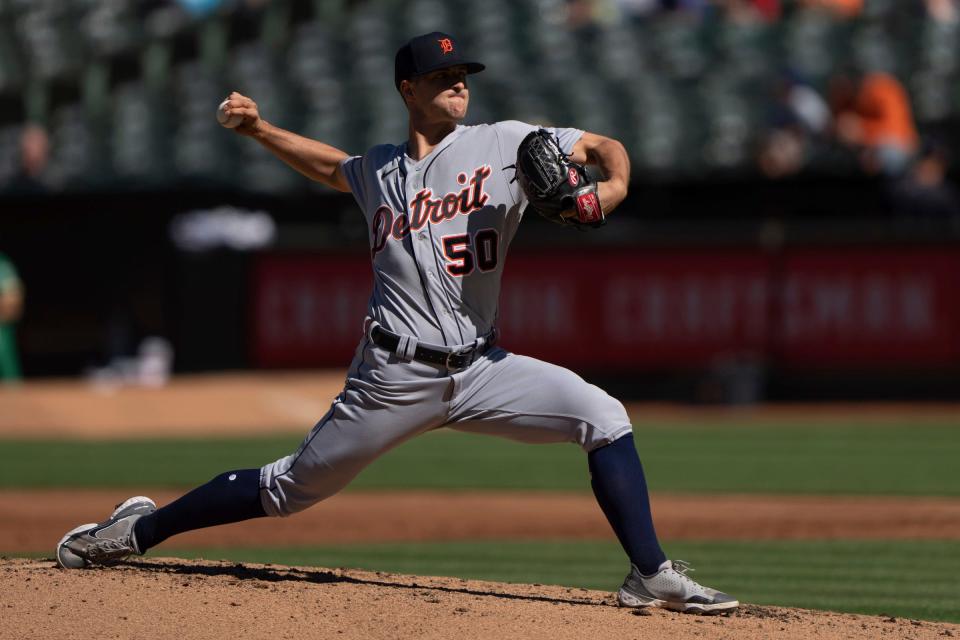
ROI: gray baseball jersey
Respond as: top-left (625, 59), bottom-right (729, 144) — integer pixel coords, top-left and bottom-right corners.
top-left (260, 121), bottom-right (631, 517)
top-left (346, 120), bottom-right (583, 347)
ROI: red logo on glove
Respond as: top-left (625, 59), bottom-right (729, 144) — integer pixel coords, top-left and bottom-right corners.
top-left (438, 38), bottom-right (454, 54)
top-left (567, 167), bottom-right (579, 186)
top-left (576, 191), bottom-right (602, 224)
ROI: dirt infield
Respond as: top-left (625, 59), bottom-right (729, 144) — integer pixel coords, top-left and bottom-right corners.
top-left (3, 490), bottom-right (959, 553)
top-left (2, 372), bottom-right (958, 439)
top-left (0, 372), bottom-right (346, 438)
top-left (3, 557), bottom-right (957, 640)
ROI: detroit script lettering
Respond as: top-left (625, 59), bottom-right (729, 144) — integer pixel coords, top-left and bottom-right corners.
top-left (371, 165), bottom-right (492, 258)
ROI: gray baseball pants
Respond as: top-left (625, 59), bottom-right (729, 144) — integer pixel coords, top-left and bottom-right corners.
top-left (260, 338), bottom-right (632, 517)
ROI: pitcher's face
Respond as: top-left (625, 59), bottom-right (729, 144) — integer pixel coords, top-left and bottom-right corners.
top-left (404, 65), bottom-right (470, 123)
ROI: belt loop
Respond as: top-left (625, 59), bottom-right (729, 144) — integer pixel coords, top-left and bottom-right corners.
top-left (403, 336), bottom-right (419, 361)
top-left (395, 335), bottom-right (418, 362)
top-left (395, 335), bottom-right (410, 362)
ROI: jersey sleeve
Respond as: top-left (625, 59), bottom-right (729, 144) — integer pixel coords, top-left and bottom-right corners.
top-left (549, 126), bottom-right (586, 155)
top-left (493, 120), bottom-right (585, 206)
top-left (339, 155), bottom-right (368, 212)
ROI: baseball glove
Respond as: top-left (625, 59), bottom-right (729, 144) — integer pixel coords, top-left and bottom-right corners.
top-left (512, 129), bottom-right (605, 228)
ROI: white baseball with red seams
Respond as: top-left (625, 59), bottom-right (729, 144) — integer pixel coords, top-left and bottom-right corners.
top-left (216, 99), bottom-right (243, 128)
top-left (258, 120), bottom-right (632, 517)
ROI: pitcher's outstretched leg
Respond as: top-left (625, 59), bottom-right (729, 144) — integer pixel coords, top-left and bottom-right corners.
top-left (134, 468), bottom-right (266, 553)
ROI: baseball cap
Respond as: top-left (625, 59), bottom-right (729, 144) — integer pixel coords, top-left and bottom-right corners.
top-left (394, 32), bottom-right (485, 90)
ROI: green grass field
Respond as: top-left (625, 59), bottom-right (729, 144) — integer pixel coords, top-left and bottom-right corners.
top-left (2, 423), bottom-right (959, 495)
top-left (150, 540), bottom-right (960, 623)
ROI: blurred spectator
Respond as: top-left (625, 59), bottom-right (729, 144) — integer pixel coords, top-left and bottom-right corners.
top-left (0, 252), bottom-right (23, 383)
top-left (758, 128), bottom-right (806, 178)
top-left (830, 70), bottom-right (919, 177)
top-left (12, 123), bottom-right (50, 192)
top-left (20, 124), bottom-right (48, 174)
top-left (788, 84), bottom-right (831, 136)
top-left (758, 72), bottom-right (831, 178)
top-left (798, 0), bottom-right (863, 18)
top-left (887, 139), bottom-right (960, 220)
top-left (925, 0), bottom-right (958, 22)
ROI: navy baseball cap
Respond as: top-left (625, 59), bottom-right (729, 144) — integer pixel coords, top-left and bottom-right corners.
top-left (394, 32), bottom-right (485, 90)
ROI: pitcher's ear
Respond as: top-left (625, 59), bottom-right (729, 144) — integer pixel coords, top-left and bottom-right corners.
top-left (400, 79), bottom-right (415, 103)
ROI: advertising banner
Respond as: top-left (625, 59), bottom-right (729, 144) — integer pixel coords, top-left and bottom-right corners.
top-left (497, 251), bottom-right (771, 368)
top-left (251, 254), bottom-right (372, 367)
top-left (251, 248), bottom-right (960, 370)
top-left (776, 250), bottom-right (960, 366)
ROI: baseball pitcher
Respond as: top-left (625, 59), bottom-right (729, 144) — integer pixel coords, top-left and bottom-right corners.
top-left (57, 32), bottom-right (737, 614)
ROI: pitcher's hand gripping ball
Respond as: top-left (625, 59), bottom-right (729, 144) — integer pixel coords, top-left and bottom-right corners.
top-left (513, 129), bottom-right (605, 228)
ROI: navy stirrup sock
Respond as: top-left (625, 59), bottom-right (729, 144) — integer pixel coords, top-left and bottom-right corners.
top-left (133, 468), bottom-right (267, 553)
top-left (588, 434), bottom-right (667, 576)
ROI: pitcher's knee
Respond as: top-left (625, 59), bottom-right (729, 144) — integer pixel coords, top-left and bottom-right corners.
top-left (581, 421), bottom-right (633, 453)
top-left (570, 390), bottom-right (633, 453)
top-left (259, 453), bottom-right (358, 517)
top-left (535, 371), bottom-right (632, 452)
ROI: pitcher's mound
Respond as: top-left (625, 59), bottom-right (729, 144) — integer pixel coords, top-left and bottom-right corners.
top-left (2, 557), bottom-right (955, 640)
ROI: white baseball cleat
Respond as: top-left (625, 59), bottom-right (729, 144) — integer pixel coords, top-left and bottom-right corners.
top-left (617, 560), bottom-right (739, 614)
top-left (56, 496), bottom-right (156, 569)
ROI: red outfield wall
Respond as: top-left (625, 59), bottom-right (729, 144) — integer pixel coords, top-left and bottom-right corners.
top-left (250, 248), bottom-right (960, 371)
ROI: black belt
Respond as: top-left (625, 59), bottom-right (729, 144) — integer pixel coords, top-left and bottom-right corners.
top-left (370, 326), bottom-right (496, 369)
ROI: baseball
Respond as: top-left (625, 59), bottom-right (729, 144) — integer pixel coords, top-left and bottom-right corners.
top-left (217, 99), bottom-right (243, 129)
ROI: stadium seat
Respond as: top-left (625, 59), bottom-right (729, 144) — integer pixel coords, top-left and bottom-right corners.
top-left (0, 0), bottom-right (955, 192)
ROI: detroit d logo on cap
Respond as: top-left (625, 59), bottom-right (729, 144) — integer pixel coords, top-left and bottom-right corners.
top-left (438, 38), bottom-right (454, 53)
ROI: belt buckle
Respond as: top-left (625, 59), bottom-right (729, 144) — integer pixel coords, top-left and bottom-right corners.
top-left (446, 347), bottom-right (474, 370)
top-left (445, 351), bottom-right (457, 369)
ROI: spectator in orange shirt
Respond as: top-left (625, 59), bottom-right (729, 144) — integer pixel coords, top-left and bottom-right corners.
top-left (830, 70), bottom-right (919, 176)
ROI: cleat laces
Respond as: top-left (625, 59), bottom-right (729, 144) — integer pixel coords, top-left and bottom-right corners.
top-left (669, 560), bottom-right (703, 590)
